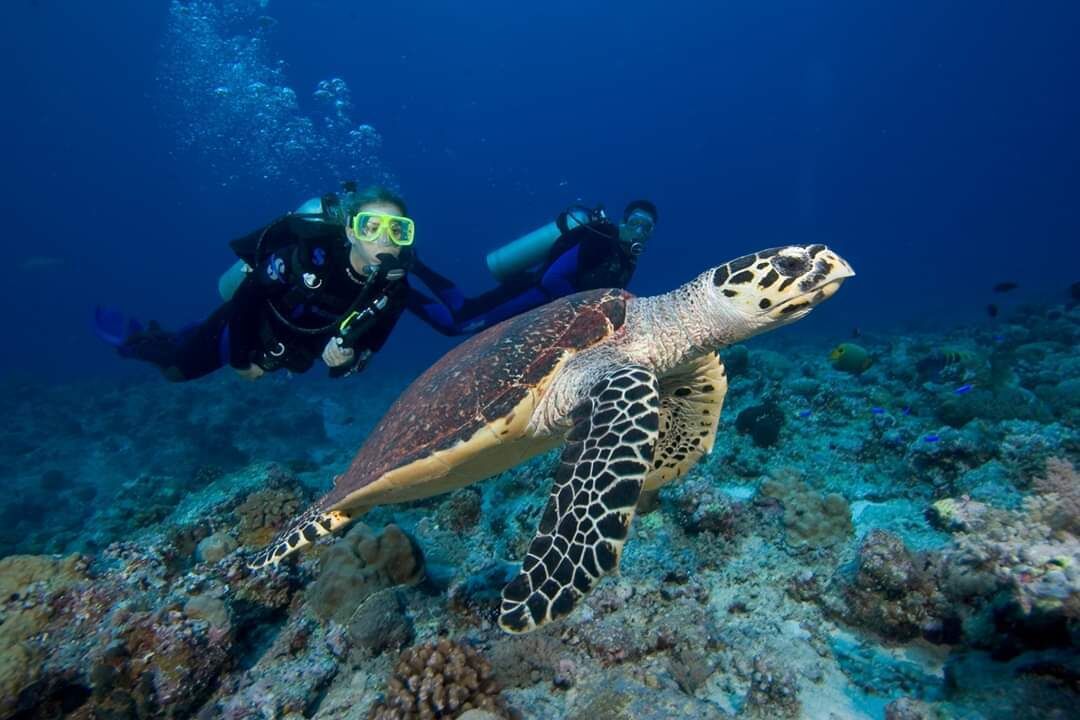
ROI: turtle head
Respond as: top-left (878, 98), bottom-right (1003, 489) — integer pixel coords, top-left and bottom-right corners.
top-left (706, 244), bottom-right (854, 343)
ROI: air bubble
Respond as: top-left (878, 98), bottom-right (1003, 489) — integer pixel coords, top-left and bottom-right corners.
top-left (159, 0), bottom-right (394, 190)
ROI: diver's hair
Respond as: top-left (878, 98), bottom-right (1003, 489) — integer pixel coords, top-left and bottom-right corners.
top-left (326, 185), bottom-right (409, 225)
top-left (623, 199), bottom-right (657, 224)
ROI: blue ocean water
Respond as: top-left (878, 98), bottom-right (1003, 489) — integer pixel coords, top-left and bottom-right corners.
top-left (1, 0), bottom-right (1076, 379)
top-left (2, 3), bottom-right (1079, 719)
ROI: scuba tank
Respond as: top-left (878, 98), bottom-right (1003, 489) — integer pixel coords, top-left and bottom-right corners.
top-left (217, 259), bottom-right (251, 301)
top-left (217, 193), bottom-right (339, 301)
top-left (485, 207), bottom-right (592, 282)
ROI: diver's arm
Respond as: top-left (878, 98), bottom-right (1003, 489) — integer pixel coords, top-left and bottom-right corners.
top-left (448, 286), bottom-right (551, 332)
top-left (412, 247), bottom-right (580, 334)
top-left (360, 284), bottom-right (409, 352)
top-left (410, 256), bottom-right (466, 313)
top-left (406, 287), bottom-right (466, 336)
top-left (537, 243), bottom-right (580, 298)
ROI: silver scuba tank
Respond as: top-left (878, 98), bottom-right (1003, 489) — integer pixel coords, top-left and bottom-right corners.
top-left (485, 207), bottom-right (590, 282)
top-left (218, 196), bottom-right (327, 301)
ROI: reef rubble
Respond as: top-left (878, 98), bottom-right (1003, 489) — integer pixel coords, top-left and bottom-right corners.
top-left (1, 300), bottom-right (1077, 718)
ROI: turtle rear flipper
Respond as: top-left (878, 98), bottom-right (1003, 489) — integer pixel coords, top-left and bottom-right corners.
top-left (499, 365), bottom-right (660, 633)
top-left (247, 506), bottom-right (354, 569)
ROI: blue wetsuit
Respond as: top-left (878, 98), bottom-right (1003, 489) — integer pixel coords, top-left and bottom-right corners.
top-left (405, 216), bottom-right (637, 336)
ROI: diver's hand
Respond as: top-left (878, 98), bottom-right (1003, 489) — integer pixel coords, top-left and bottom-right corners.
top-left (322, 337), bottom-right (355, 368)
top-left (235, 364), bottom-right (265, 381)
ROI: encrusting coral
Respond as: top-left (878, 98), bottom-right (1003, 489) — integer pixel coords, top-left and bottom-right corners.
top-left (308, 523), bottom-right (425, 625)
top-left (761, 478), bottom-right (853, 549)
top-left (842, 531), bottom-right (948, 642)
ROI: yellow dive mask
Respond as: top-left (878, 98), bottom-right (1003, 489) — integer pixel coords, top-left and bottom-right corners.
top-left (351, 212), bottom-right (415, 246)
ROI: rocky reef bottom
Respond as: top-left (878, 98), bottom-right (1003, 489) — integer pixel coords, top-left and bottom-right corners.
top-left (1, 299), bottom-right (1077, 719)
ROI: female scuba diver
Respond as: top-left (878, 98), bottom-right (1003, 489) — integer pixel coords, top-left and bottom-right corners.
top-left (96, 185), bottom-right (426, 381)
top-left (408, 200), bottom-right (658, 335)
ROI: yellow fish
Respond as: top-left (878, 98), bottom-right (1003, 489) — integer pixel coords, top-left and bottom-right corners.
top-left (828, 343), bottom-right (872, 374)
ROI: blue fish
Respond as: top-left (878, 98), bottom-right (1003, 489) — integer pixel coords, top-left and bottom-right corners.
top-left (901, 406), bottom-right (912, 416)
top-left (797, 409), bottom-right (812, 418)
top-left (924, 434), bottom-right (940, 443)
top-left (871, 407), bottom-right (885, 415)
top-left (954, 384), bottom-right (973, 395)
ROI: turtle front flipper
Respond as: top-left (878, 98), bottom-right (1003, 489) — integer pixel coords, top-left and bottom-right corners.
top-left (499, 365), bottom-right (660, 633)
top-left (247, 506), bottom-right (353, 569)
top-left (645, 352), bottom-right (728, 490)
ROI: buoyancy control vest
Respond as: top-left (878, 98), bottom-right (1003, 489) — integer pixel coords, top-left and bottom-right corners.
top-left (226, 204), bottom-right (409, 376)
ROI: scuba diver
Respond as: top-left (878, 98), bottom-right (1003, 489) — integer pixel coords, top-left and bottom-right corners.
top-left (408, 200), bottom-right (658, 335)
top-left (96, 185), bottom-right (423, 381)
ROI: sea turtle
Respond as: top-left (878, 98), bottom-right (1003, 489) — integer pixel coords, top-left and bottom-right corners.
top-left (250, 244), bottom-right (854, 633)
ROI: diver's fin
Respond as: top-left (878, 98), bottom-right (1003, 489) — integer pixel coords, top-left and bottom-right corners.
top-left (93, 306), bottom-right (143, 347)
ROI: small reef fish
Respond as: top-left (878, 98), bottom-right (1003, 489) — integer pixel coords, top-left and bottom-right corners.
top-left (986, 304), bottom-right (998, 318)
top-left (871, 407), bottom-right (885, 415)
top-left (992, 281), bottom-right (1019, 293)
top-left (915, 347), bottom-right (978, 379)
top-left (20, 256), bottom-right (64, 271)
top-left (954, 384), bottom-right (974, 395)
top-left (924, 434), bottom-right (940, 443)
top-left (828, 342), bottom-right (872, 374)
top-left (797, 409), bottom-right (812, 418)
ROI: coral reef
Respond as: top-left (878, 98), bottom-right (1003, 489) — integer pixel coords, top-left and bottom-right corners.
top-left (233, 470), bottom-right (309, 549)
top-left (841, 530), bottom-right (948, 642)
top-left (760, 477), bottom-right (853, 549)
top-left (308, 522), bottom-right (425, 625)
top-left (2, 300), bottom-right (1079, 719)
top-left (1031, 456), bottom-right (1080, 535)
top-left (743, 655), bottom-right (801, 718)
top-left (734, 402), bottom-right (785, 447)
top-left (0, 553), bottom-right (89, 718)
top-left (368, 640), bottom-right (510, 719)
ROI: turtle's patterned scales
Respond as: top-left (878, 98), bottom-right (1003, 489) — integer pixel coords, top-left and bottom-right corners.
top-left (245, 245), bottom-right (855, 634)
top-left (321, 289), bottom-right (629, 509)
top-left (645, 353), bottom-right (728, 490)
top-left (499, 365), bottom-right (660, 633)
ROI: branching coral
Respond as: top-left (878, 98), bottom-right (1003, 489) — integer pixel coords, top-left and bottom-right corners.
top-left (1031, 456), bottom-right (1080, 535)
top-left (368, 639), bottom-right (510, 719)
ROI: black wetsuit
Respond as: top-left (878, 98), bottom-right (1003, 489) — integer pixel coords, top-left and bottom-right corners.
top-left (114, 216), bottom-right (408, 381)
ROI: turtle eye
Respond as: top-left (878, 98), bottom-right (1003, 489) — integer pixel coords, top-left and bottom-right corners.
top-left (772, 253), bottom-right (810, 277)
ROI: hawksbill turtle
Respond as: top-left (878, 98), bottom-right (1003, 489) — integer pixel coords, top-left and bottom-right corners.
top-left (250, 244), bottom-right (854, 633)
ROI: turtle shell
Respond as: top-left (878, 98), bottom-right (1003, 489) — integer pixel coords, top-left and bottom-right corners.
top-left (321, 288), bottom-right (631, 510)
